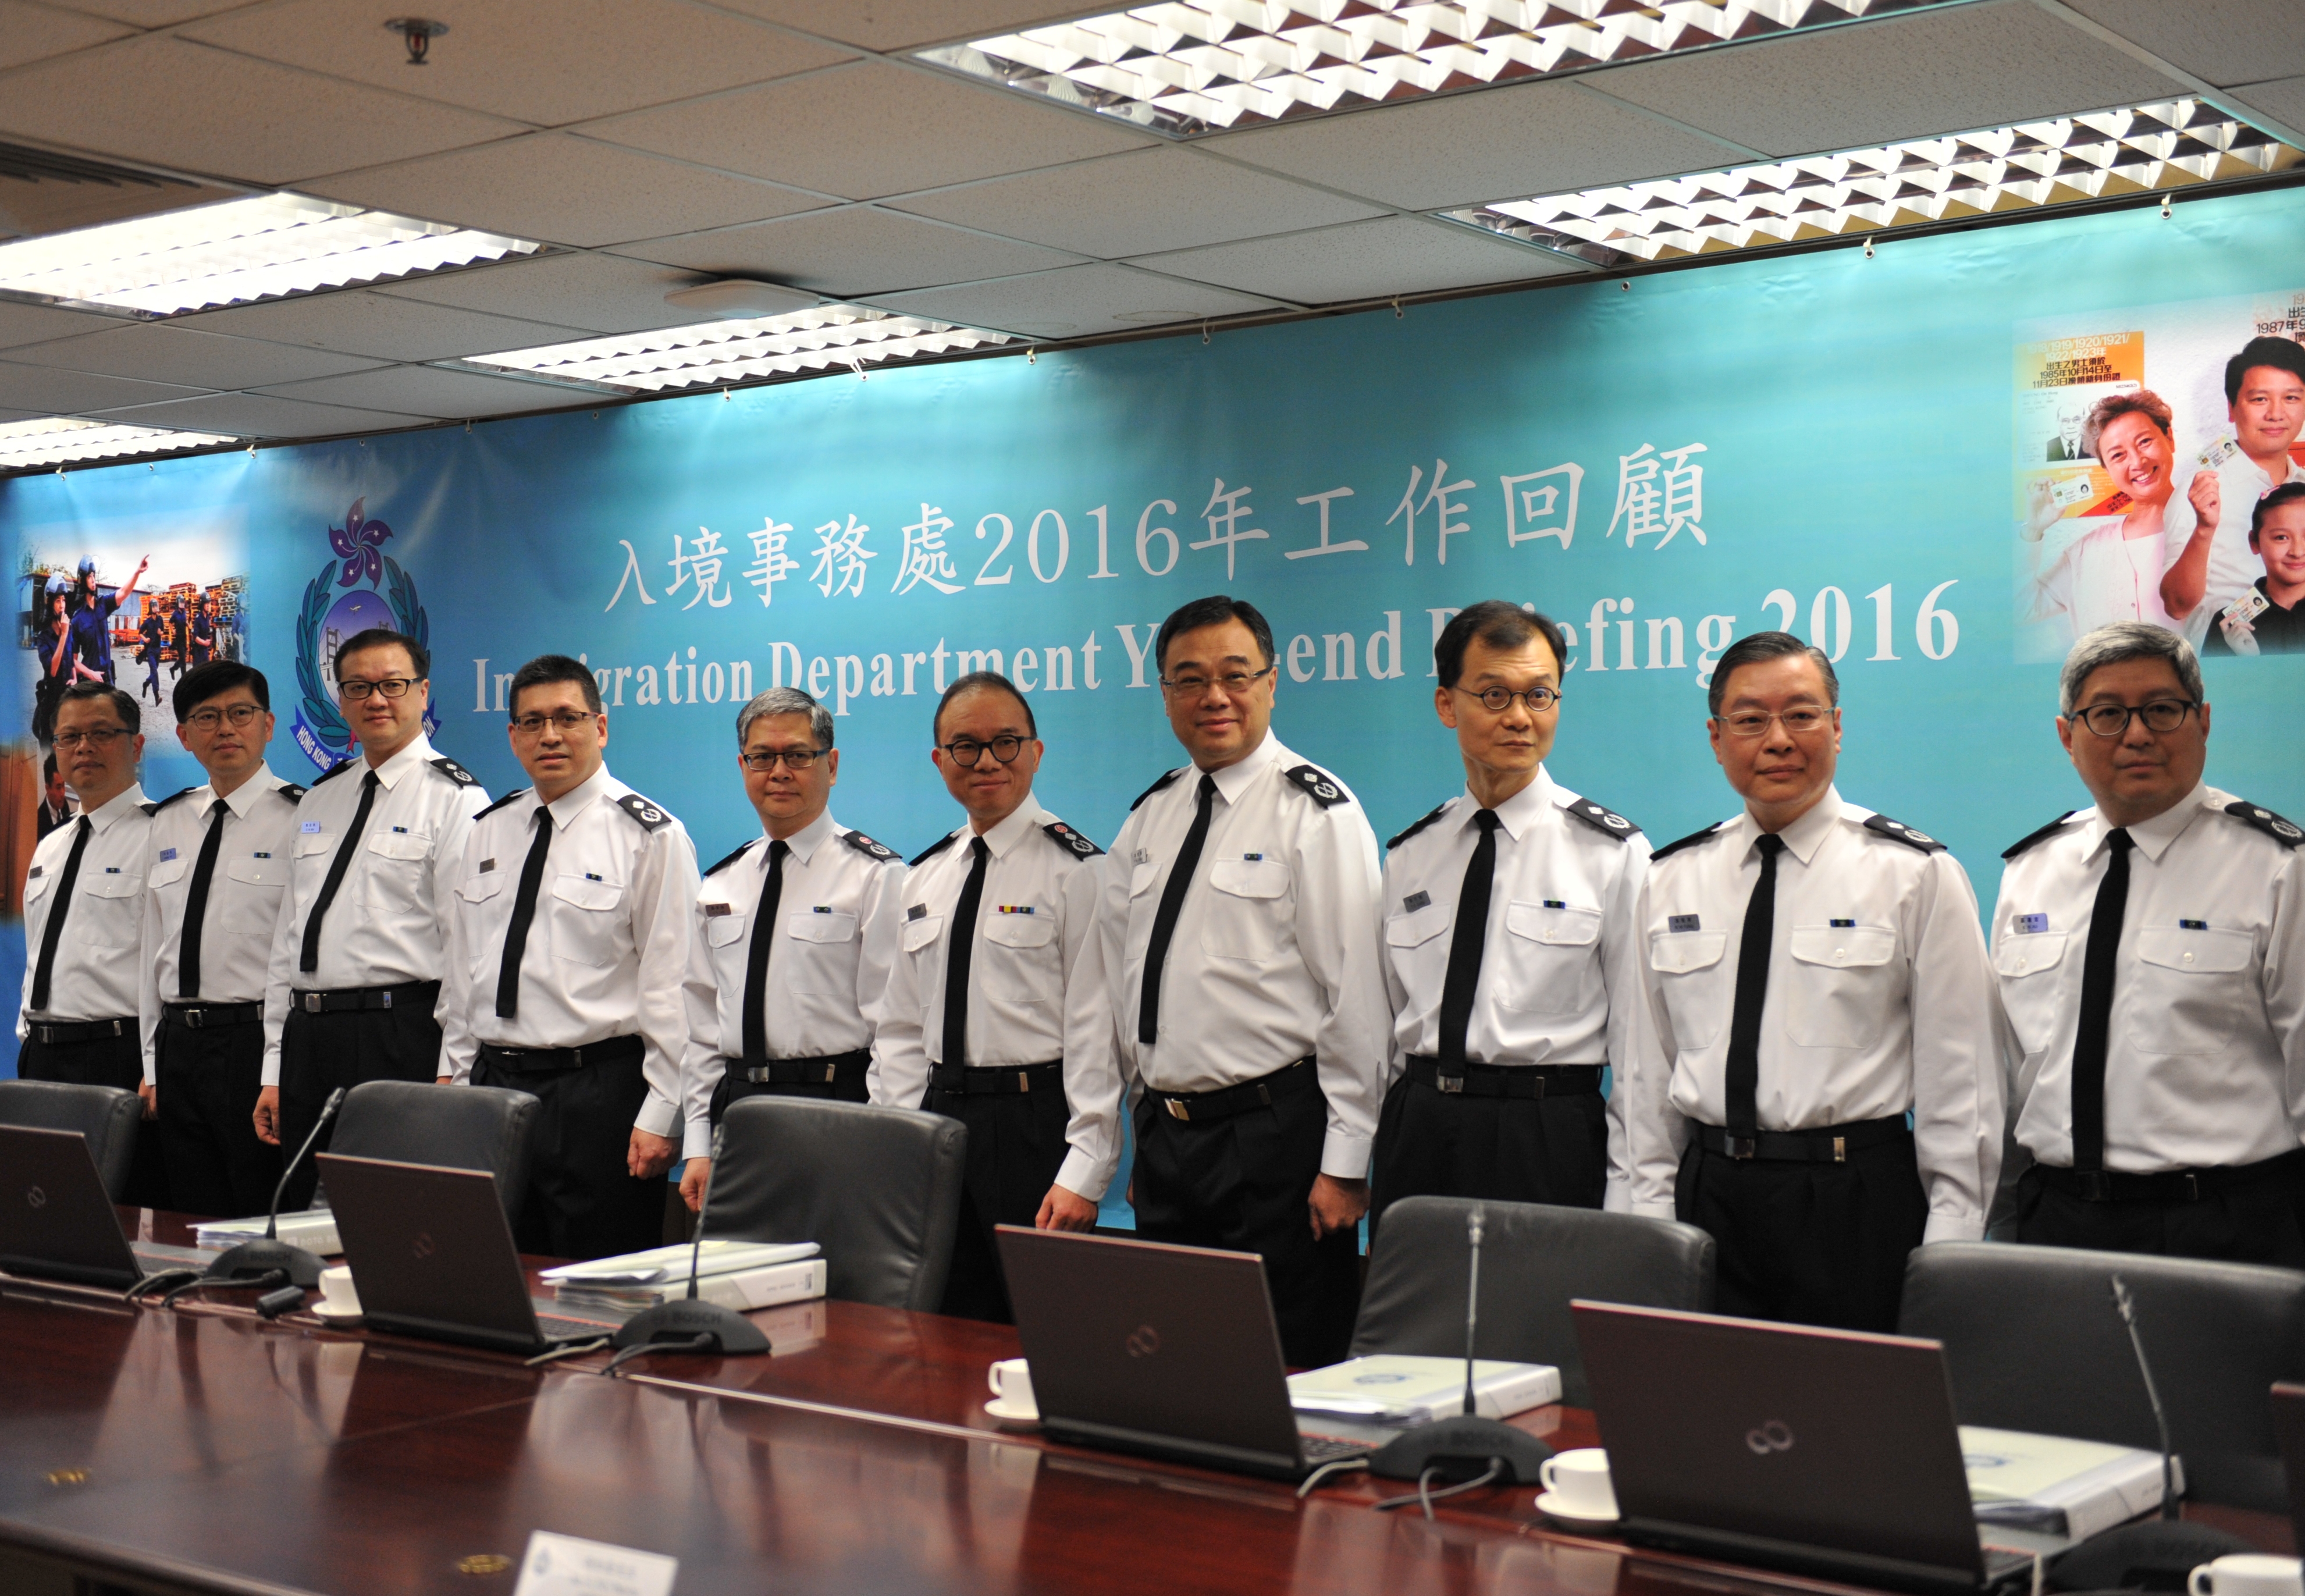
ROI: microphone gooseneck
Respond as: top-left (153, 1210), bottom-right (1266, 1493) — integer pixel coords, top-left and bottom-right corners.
top-left (265, 1086), bottom-right (347, 1240)
top-left (202, 1086), bottom-right (347, 1291)
top-left (2110, 1275), bottom-right (2179, 1522)
top-left (685, 1124), bottom-right (722, 1303)
top-left (1463, 1204), bottom-right (1484, 1417)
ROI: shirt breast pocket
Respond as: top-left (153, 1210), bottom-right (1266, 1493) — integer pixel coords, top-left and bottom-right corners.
top-left (1649, 930), bottom-right (1728, 1048)
top-left (1383, 905), bottom-right (1449, 993)
top-left (981, 910), bottom-right (1058, 1000)
top-left (456, 870), bottom-right (507, 976)
top-left (1501, 901), bottom-right (1603, 1016)
top-left (784, 909), bottom-right (859, 996)
top-left (223, 854), bottom-right (287, 930)
top-left (359, 827), bottom-right (432, 916)
top-left (1786, 925), bottom-right (1901, 1050)
top-left (1992, 932), bottom-right (2069, 1060)
top-left (1205, 856), bottom-right (1290, 963)
top-left (901, 913), bottom-right (944, 958)
top-left (2129, 925), bottom-right (2254, 1057)
top-left (702, 909), bottom-right (747, 948)
top-left (549, 872), bottom-right (626, 968)
top-left (79, 870), bottom-right (143, 948)
top-left (151, 857), bottom-right (189, 892)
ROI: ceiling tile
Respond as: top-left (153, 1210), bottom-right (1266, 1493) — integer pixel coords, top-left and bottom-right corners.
top-left (305, 133), bottom-right (826, 249)
top-left (612, 205), bottom-right (1081, 297)
top-left (39, 0), bottom-right (249, 23)
top-left (890, 146), bottom-right (1387, 260)
top-left (2065, 1), bottom-right (2305, 91)
top-left (0, 360), bottom-right (206, 413)
top-left (183, 0), bottom-right (855, 127)
top-left (3, 322), bottom-right (386, 387)
top-left (368, 251), bottom-right (715, 334)
top-left (867, 261), bottom-right (1280, 339)
top-left (90, 389), bottom-right (427, 438)
top-left (704, 2), bottom-right (1101, 52)
top-left (174, 290), bottom-right (589, 361)
top-left (1588, 0), bottom-right (2192, 160)
top-left (0, 300), bottom-right (129, 353)
top-left (1201, 79), bottom-right (1744, 214)
top-left (1129, 215), bottom-right (1577, 305)
top-left (0, 34), bottom-right (519, 188)
top-left (2231, 76), bottom-right (2305, 138)
top-left (0, 0), bottom-right (131, 71)
top-left (252, 363), bottom-right (577, 418)
top-left (588, 58), bottom-right (1154, 201)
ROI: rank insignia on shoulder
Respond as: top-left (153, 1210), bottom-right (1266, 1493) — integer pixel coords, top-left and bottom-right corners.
top-left (1130, 767), bottom-right (1184, 812)
top-left (2225, 800), bottom-right (2305, 848)
top-left (839, 829), bottom-right (899, 862)
top-left (140, 786), bottom-right (198, 817)
top-left (703, 839), bottom-right (756, 877)
top-left (312, 759), bottom-right (354, 786)
top-left (2002, 812), bottom-right (2078, 861)
top-left (1651, 823), bottom-right (1724, 863)
top-left (1565, 797), bottom-right (1638, 840)
top-left (1044, 821), bottom-right (1104, 858)
top-left (1283, 763), bottom-right (1349, 808)
top-left (429, 756), bottom-right (479, 788)
top-left (910, 833), bottom-right (959, 867)
top-left (1387, 801), bottom-right (1450, 851)
top-left (472, 788), bottom-right (530, 823)
top-left (1864, 813), bottom-right (1945, 852)
top-left (614, 792), bottom-right (673, 831)
top-left (278, 784), bottom-right (307, 803)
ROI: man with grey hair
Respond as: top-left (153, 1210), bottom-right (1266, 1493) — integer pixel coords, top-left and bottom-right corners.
top-left (1993, 621), bottom-right (2305, 1261)
top-left (677, 687), bottom-right (905, 1212)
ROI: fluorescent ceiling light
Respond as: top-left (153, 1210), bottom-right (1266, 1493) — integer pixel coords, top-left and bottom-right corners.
top-left (922, 0), bottom-right (1949, 137)
top-left (0, 192), bottom-right (543, 316)
top-left (1446, 100), bottom-right (2305, 268)
top-left (463, 307), bottom-right (1013, 393)
top-left (0, 417), bottom-right (234, 471)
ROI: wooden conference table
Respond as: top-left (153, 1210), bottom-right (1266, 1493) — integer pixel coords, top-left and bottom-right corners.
top-left (0, 1210), bottom-right (2290, 1596)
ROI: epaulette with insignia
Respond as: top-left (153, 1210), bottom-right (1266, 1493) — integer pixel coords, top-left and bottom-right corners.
top-left (1387, 801), bottom-right (1451, 852)
top-left (2001, 812), bottom-right (2077, 861)
top-left (1130, 767), bottom-right (1184, 812)
top-left (140, 786), bottom-right (198, 817)
top-left (615, 792), bottom-right (673, 832)
top-left (910, 832), bottom-right (960, 867)
top-left (1043, 820), bottom-right (1104, 859)
top-left (276, 784), bottom-right (307, 804)
top-left (2225, 800), bottom-right (2305, 848)
top-left (1651, 822), bottom-right (1725, 863)
top-left (1565, 796), bottom-right (1639, 841)
top-left (312, 759), bottom-right (354, 787)
top-left (1863, 813), bottom-right (1945, 853)
top-left (473, 787), bottom-right (531, 823)
top-left (703, 838), bottom-right (757, 878)
top-left (429, 756), bottom-right (479, 788)
top-left (840, 829), bottom-right (900, 863)
top-left (1283, 763), bottom-right (1349, 808)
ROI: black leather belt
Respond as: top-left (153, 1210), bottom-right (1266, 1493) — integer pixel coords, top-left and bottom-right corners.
top-left (2033, 1147), bottom-right (2305, 1204)
top-left (1148, 1055), bottom-right (1315, 1125)
top-left (163, 1001), bottom-right (263, 1029)
top-left (292, 979), bottom-right (438, 1015)
top-left (931, 1060), bottom-right (1062, 1096)
top-left (1406, 1054), bottom-right (1603, 1100)
top-left (25, 1016), bottom-right (134, 1046)
top-left (732, 1048), bottom-right (871, 1086)
top-left (1695, 1114), bottom-right (1910, 1164)
top-left (479, 1035), bottom-right (643, 1074)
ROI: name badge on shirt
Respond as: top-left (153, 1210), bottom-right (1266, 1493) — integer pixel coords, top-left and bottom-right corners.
top-left (301, 821), bottom-right (322, 834)
top-left (2014, 913), bottom-right (2050, 934)
top-left (27, 866), bottom-right (40, 879)
top-left (908, 903), bottom-right (928, 921)
top-left (1667, 913), bottom-right (1701, 933)
top-left (159, 848), bottom-right (178, 862)
top-left (1402, 890), bottom-right (1432, 913)
top-left (1133, 848), bottom-right (1150, 865)
top-left (705, 902), bottom-right (732, 917)
top-left (2179, 918), bottom-right (2209, 930)
top-left (480, 858), bottom-right (496, 873)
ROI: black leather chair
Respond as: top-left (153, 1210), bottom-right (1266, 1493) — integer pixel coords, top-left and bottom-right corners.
top-left (0, 1079), bottom-right (143, 1202)
top-left (1351, 1196), bottom-right (1717, 1405)
top-left (322, 1081), bottom-right (540, 1228)
top-left (703, 1097), bottom-right (967, 1311)
top-left (1901, 1242), bottom-right (2305, 1512)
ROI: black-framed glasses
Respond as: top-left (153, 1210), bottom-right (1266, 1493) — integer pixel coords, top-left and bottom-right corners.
top-left (1159, 664), bottom-right (1275, 697)
top-left (2069, 698), bottom-right (2197, 738)
top-left (186, 703), bottom-right (263, 731)
top-left (1713, 706), bottom-right (1833, 738)
top-left (52, 727), bottom-right (129, 751)
top-left (940, 734), bottom-right (1026, 767)
top-left (1452, 684), bottom-right (1562, 715)
top-left (339, 677), bottom-right (417, 700)
top-left (511, 710), bottom-right (599, 737)
top-left (742, 747), bottom-right (827, 772)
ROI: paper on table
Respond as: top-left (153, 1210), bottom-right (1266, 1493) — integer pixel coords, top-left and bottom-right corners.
top-left (538, 1239), bottom-right (817, 1285)
top-left (511, 1530), bottom-right (676, 1596)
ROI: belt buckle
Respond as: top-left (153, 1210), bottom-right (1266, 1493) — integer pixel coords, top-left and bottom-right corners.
top-left (303, 993), bottom-right (322, 1014)
top-left (1723, 1133), bottom-right (1758, 1160)
top-left (1017, 1071), bottom-right (1030, 1093)
top-left (1436, 1072), bottom-right (1463, 1096)
top-left (2078, 1170), bottom-right (2112, 1203)
top-left (821, 1063), bottom-right (837, 1084)
top-left (185, 1008), bottom-right (204, 1029)
top-left (1832, 1135), bottom-right (1847, 1164)
top-left (1165, 1098), bottom-right (1190, 1122)
top-left (2183, 1172), bottom-right (2201, 1203)
top-left (380, 990), bottom-right (393, 1010)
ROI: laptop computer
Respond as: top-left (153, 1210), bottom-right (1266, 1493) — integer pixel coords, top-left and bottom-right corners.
top-left (1574, 1301), bottom-right (2039, 1595)
top-left (995, 1225), bottom-right (1375, 1483)
top-left (0, 1124), bottom-right (206, 1289)
top-left (316, 1152), bottom-right (625, 1355)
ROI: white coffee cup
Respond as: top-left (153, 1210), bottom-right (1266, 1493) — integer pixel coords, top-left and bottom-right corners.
top-left (319, 1265), bottom-right (361, 1314)
top-left (1539, 1448), bottom-right (1617, 1518)
top-left (2190, 1555), bottom-right (2304, 1596)
top-left (987, 1357), bottom-right (1034, 1413)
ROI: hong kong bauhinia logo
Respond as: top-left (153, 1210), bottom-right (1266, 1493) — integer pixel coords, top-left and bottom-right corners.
top-left (290, 497), bottom-right (435, 771)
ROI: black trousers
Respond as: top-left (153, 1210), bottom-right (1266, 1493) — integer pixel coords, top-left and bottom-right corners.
top-left (17, 1028), bottom-right (169, 1209)
top-left (2012, 1157), bottom-right (2305, 1267)
top-left (924, 1077), bottom-right (1070, 1323)
top-left (474, 1043), bottom-right (663, 1263)
top-left (156, 1015), bottom-right (280, 1221)
top-left (1371, 1075), bottom-right (1606, 1225)
top-left (1675, 1130), bottom-right (1926, 1333)
top-left (1132, 1075), bottom-right (1360, 1368)
top-left (278, 986), bottom-right (442, 1212)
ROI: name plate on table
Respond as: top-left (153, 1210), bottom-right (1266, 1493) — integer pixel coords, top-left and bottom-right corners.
top-left (513, 1531), bottom-right (677, 1596)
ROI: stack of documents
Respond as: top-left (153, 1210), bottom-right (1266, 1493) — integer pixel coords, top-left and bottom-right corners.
top-left (542, 1240), bottom-right (824, 1315)
top-left (193, 1210), bottom-right (340, 1256)
top-left (1963, 1426), bottom-right (2177, 1540)
top-left (1287, 1355), bottom-right (1561, 1426)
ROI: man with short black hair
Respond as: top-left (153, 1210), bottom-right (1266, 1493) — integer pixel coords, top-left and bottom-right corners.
top-left (257, 628), bottom-right (490, 1208)
top-left (2162, 335), bottom-right (2305, 641)
top-left (139, 662), bottom-right (304, 1218)
top-left (1625, 631), bottom-right (2000, 1332)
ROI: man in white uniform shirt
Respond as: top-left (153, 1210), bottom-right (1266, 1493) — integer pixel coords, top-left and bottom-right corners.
top-left (678, 687), bottom-right (905, 1213)
top-left (1626, 631), bottom-right (2000, 1333)
top-left (442, 655), bottom-right (699, 1261)
top-left (1378, 602), bottom-right (1646, 1222)
top-left (1994, 622), bottom-right (2305, 1262)
top-left (18, 683), bottom-right (167, 1206)
top-left (257, 628), bottom-right (490, 1208)
top-left (2161, 336), bottom-right (2305, 645)
top-left (1101, 595), bottom-right (1387, 1368)
top-left (139, 663), bottom-right (304, 1218)
top-left (872, 671), bottom-right (1116, 1322)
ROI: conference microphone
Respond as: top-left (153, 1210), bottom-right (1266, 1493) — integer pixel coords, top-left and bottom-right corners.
top-left (2110, 1275), bottom-right (2180, 1523)
top-left (606, 1125), bottom-right (769, 1370)
top-left (205, 1087), bottom-right (346, 1290)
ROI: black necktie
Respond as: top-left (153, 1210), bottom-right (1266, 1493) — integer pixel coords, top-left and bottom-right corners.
top-left (299, 770), bottom-right (379, 973)
top-left (1436, 809), bottom-right (1502, 1069)
top-left (1724, 831), bottom-right (1785, 1140)
top-left (740, 840), bottom-right (791, 1067)
top-left (2069, 828), bottom-right (2134, 1174)
top-left (177, 798), bottom-right (229, 1000)
top-left (941, 838), bottom-right (990, 1069)
top-left (28, 817), bottom-right (91, 1015)
top-left (495, 806), bottom-right (554, 1019)
top-left (1139, 773), bottom-right (1217, 1046)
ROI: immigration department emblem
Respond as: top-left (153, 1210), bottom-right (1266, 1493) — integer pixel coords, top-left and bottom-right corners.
top-left (290, 497), bottom-right (436, 771)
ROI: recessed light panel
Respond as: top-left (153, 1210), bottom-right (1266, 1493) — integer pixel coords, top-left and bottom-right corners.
top-left (922, 0), bottom-right (1949, 137)
top-left (0, 193), bottom-right (543, 316)
top-left (0, 417), bottom-right (234, 471)
top-left (462, 307), bottom-right (1012, 393)
top-left (1447, 100), bottom-right (2305, 268)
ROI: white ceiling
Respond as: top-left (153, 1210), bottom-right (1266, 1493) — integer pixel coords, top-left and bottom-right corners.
top-left (0, 0), bottom-right (2295, 449)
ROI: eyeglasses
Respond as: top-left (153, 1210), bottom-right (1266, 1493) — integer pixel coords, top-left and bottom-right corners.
top-left (2069, 698), bottom-right (2197, 738)
top-left (1452, 684), bottom-right (1562, 715)
top-left (511, 710), bottom-right (599, 737)
top-left (186, 703), bottom-right (262, 731)
top-left (339, 677), bottom-right (417, 700)
top-left (1714, 707), bottom-right (1833, 738)
top-left (52, 727), bottom-right (130, 751)
top-left (940, 735), bottom-right (1026, 767)
top-left (742, 747), bottom-right (827, 772)
top-left (1159, 665), bottom-right (1276, 698)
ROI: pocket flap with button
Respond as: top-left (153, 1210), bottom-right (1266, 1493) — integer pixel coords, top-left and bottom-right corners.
top-left (1386, 910), bottom-right (1447, 948)
top-left (984, 912), bottom-right (1055, 949)
top-left (1994, 933), bottom-right (2068, 978)
top-left (1129, 862), bottom-right (1159, 897)
top-left (23, 869), bottom-right (51, 901)
top-left (1789, 925), bottom-right (1897, 968)
top-left (551, 873), bottom-right (621, 912)
top-left (151, 857), bottom-right (189, 890)
top-left (225, 855), bottom-right (284, 889)
top-left (702, 905), bottom-right (746, 945)
top-left (787, 910), bottom-right (858, 945)
top-left (365, 829), bottom-right (430, 862)
top-left (901, 914), bottom-right (944, 954)
top-left (83, 871), bottom-right (141, 899)
top-left (1649, 930), bottom-right (1727, 973)
top-left (296, 830), bottom-right (331, 858)
top-left (1210, 858), bottom-right (1288, 899)
top-left (2137, 925), bottom-right (2251, 975)
top-left (457, 870), bottom-right (507, 905)
top-left (1506, 900), bottom-right (1600, 947)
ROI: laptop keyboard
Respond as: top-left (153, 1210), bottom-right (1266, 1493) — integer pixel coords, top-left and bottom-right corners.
top-left (538, 1315), bottom-right (613, 1343)
top-left (1301, 1434), bottom-right (1374, 1464)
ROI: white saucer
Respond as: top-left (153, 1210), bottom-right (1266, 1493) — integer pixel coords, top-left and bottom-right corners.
top-left (984, 1398), bottom-right (1040, 1426)
top-left (311, 1300), bottom-right (364, 1323)
top-left (1534, 1491), bottom-right (1618, 1526)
